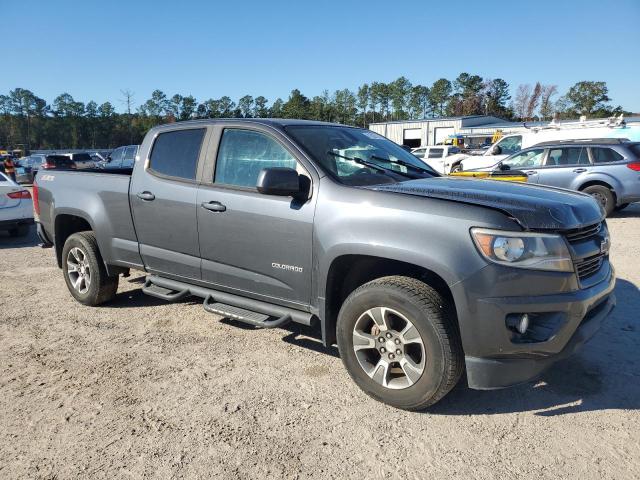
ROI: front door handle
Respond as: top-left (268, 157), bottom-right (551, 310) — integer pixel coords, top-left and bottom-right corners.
top-left (525, 170), bottom-right (537, 176)
top-left (573, 168), bottom-right (587, 173)
top-left (201, 201), bottom-right (227, 212)
top-left (137, 191), bottom-right (155, 201)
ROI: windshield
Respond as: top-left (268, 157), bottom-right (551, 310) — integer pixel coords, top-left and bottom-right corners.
top-left (285, 125), bottom-right (437, 186)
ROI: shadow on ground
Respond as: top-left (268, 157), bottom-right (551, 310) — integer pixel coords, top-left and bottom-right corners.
top-left (0, 225), bottom-right (39, 249)
top-left (90, 266), bottom-right (640, 416)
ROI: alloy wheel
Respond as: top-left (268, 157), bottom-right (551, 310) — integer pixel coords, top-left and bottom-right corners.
top-left (352, 307), bottom-right (426, 389)
top-left (67, 247), bottom-right (91, 294)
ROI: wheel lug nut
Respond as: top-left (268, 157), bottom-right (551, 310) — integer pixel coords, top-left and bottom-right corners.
top-left (380, 347), bottom-right (386, 353)
top-left (378, 337), bottom-right (385, 343)
top-left (396, 349), bottom-right (401, 355)
top-left (388, 353), bottom-right (395, 360)
top-left (395, 338), bottom-right (401, 345)
top-left (386, 332), bottom-right (392, 339)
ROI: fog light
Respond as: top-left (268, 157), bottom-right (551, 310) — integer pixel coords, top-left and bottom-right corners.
top-left (506, 313), bottom-right (530, 335)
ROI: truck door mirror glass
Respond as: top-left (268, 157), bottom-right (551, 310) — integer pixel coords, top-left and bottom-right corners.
top-left (492, 145), bottom-right (502, 155)
top-left (256, 167), bottom-right (300, 197)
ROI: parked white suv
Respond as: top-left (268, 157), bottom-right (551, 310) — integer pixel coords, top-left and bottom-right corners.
top-left (411, 146), bottom-right (469, 174)
top-left (0, 171), bottom-right (33, 237)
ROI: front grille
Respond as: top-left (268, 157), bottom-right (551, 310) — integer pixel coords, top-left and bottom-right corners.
top-left (565, 222), bottom-right (602, 243)
top-left (575, 253), bottom-right (605, 280)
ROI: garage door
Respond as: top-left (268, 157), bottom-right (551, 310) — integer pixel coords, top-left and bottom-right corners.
top-left (433, 127), bottom-right (454, 145)
top-left (403, 128), bottom-right (422, 148)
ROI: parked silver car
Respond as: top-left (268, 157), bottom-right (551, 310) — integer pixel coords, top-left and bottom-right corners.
top-left (500, 139), bottom-right (640, 216)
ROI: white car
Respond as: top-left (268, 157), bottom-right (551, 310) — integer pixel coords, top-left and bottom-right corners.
top-left (411, 146), bottom-right (469, 174)
top-left (0, 171), bottom-right (33, 237)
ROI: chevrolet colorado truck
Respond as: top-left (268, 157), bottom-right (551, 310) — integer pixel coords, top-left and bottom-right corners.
top-left (34, 119), bottom-right (616, 410)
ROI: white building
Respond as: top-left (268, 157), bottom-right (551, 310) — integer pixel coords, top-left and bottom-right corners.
top-left (369, 115), bottom-right (640, 148)
top-left (368, 115), bottom-right (507, 148)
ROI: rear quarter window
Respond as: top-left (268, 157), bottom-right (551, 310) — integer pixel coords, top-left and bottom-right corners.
top-left (591, 147), bottom-right (624, 163)
top-left (149, 129), bottom-right (206, 180)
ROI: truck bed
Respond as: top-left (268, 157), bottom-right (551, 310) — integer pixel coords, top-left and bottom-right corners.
top-left (36, 169), bottom-right (143, 271)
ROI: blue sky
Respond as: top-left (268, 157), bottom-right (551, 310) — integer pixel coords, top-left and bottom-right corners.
top-left (1, 0), bottom-right (639, 112)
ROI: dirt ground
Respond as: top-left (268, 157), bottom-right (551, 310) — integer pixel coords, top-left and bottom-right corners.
top-left (0, 205), bottom-right (639, 480)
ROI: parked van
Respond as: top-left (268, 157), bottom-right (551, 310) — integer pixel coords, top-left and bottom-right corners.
top-left (460, 116), bottom-right (640, 171)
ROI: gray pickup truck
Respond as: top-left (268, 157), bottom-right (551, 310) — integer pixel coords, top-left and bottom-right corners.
top-left (34, 119), bottom-right (616, 410)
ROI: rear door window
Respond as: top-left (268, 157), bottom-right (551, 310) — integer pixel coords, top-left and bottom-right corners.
top-left (591, 147), bottom-right (624, 163)
top-left (149, 129), bottom-right (205, 180)
top-left (546, 147), bottom-right (589, 166)
top-left (428, 148), bottom-right (444, 158)
top-left (214, 129), bottom-right (297, 188)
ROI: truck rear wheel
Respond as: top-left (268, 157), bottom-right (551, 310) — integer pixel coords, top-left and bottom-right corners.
top-left (62, 232), bottom-right (118, 306)
top-left (337, 276), bottom-right (463, 410)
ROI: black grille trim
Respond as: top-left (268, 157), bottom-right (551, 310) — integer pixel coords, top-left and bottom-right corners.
top-left (575, 253), bottom-right (605, 280)
top-left (565, 223), bottom-right (602, 243)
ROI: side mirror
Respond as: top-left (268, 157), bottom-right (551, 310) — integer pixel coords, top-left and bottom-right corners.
top-left (256, 167), bottom-right (300, 197)
top-left (492, 145), bottom-right (502, 155)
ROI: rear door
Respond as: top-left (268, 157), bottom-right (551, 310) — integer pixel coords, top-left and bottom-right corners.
top-left (536, 146), bottom-right (592, 188)
top-left (196, 125), bottom-right (317, 308)
top-left (129, 127), bottom-right (208, 279)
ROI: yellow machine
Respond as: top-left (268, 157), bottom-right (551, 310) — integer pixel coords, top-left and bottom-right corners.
top-left (449, 170), bottom-right (528, 183)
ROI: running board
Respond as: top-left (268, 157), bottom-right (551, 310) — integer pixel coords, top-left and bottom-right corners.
top-left (143, 275), bottom-right (314, 327)
top-left (203, 297), bottom-right (291, 329)
top-left (142, 280), bottom-right (190, 301)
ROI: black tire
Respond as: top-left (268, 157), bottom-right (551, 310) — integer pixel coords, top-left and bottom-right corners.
top-left (582, 185), bottom-right (615, 217)
top-left (61, 231), bottom-right (118, 306)
top-left (8, 224), bottom-right (30, 237)
top-left (337, 276), bottom-right (463, 410)
top-left (615, 203), bottom-right (629, 212)
top-left (450, 163), bottom-right (462, 173)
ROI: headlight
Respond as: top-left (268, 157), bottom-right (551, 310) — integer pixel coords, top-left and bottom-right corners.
top-left (470, 228), bottom-right (573, 272)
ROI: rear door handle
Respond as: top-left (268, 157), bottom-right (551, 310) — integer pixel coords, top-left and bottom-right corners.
top-left (136, 191), bottom-right (155, 201)
top-left (573, 168), bottom-right (587, 173)
top-left (201, 201), bottom-right (226, 212)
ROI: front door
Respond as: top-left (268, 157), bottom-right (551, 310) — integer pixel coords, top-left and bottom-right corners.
top-left (196, 126), bottom-right (316, 308)
top-left (501, 147), bottom-right (546, 183)
top-left (130, 127), bottom-right (208, 280)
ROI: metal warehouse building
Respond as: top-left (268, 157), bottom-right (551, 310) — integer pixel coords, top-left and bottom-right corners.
top-left (368, 115), bottom-right (508, 148)
top-left (369, 115), bottom-right (640, 148)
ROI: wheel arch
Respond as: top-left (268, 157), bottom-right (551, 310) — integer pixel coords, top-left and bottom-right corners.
top-left (320, 254), bottom-right (457, 347)
top-left (53, 211), bottom-right (95, 268)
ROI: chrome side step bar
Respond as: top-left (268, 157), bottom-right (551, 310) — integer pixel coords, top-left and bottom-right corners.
top-left (142, 275), bottom-right (313, 327)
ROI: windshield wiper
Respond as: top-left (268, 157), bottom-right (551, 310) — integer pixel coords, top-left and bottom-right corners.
top-left (326, 151), bottom-right (400, 175)
top-left (327, 151), bottom-right (418, 179)
top-left (370, 155), bottom-right (433, 174)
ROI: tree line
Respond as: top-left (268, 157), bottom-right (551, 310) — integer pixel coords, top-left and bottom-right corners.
top-left (0, 74), bottom-right (627, 150)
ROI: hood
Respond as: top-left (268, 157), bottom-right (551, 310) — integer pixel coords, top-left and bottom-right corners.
top-left (366, 177), bottom-right (604, 230)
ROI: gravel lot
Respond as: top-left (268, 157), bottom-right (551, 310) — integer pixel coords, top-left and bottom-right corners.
top-left (1, 204), bottom-right (639, 479)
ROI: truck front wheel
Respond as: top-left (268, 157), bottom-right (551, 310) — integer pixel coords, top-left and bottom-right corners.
top-left (337, 276), bottom-right (463, 410)
top-left (62, 232), bottom-right (118, 306)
